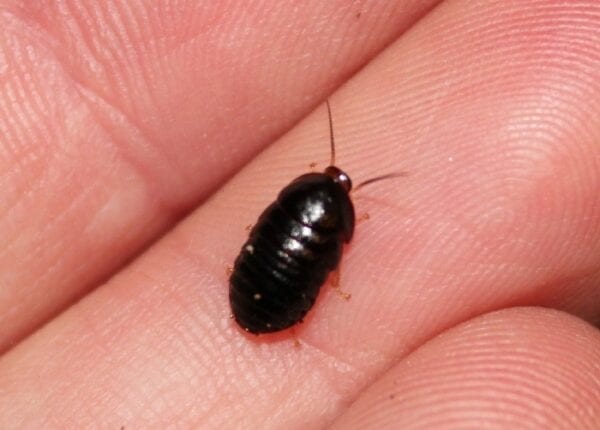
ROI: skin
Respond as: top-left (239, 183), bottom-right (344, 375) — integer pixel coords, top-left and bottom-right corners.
top-left (0, 0), bottom-right (599, 428)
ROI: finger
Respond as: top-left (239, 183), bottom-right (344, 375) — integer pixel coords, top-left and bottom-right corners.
top-left (0, 0), bottom-right (438, 351)
top-left (1, 1), bottom-right (600, 428)
top-left (330, 307), bottom-right (600, 429)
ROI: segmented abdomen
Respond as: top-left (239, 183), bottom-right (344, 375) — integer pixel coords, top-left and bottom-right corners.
top-left (229, 202), bottom-right (343, 334)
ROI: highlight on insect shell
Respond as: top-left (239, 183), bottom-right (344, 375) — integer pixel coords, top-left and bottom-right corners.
top-left (229, 100), bottom-right (404, 335)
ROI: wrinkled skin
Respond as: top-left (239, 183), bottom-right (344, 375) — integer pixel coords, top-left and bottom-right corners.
top-left (0, 1), bottom-right (600, 428)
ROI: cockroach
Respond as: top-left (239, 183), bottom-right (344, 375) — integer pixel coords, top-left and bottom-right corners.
top-left (229, 100), bottom-right (400, 334)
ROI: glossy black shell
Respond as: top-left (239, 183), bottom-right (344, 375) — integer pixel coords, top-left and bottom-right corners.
top-left (229, 170), bottom-right (355, 334)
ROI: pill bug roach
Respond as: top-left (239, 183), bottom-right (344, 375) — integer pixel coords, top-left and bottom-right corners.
top-left (229, 101), bottom-right (400, 334)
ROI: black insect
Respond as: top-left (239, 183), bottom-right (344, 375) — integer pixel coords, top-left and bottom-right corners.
top-left (229, 101), bottom-right (398, 334)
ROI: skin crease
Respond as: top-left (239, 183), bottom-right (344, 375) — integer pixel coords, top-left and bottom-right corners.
top-left (0, 1), bottom-right (599, 429)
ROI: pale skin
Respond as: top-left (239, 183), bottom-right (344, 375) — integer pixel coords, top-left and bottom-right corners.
top-left (1, 1), bottom-right (600, 429)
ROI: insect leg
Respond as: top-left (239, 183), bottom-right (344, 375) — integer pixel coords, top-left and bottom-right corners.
top-left (289, 327), bottom-right (302, 348)
top-left (356, 212), bottom-right (370, 224)
top-left (330, 268), bottom-right (351, 301)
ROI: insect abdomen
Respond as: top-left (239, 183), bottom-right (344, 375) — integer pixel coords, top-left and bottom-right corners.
top-left (229, 174), bottom-right (354, 334)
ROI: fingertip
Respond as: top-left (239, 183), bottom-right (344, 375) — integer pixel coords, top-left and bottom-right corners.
top-left (331, 307), bottom-right (600, 429)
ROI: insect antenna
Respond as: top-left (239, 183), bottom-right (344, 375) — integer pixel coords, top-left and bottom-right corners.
top-left (326, 99), bottom-right (335, 166)
top-left (353, 171), bottom-right (409, 193)
top-left (325, 99), bottom-right (408, 193)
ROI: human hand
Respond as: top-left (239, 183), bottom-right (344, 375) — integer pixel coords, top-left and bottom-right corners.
top-left (1, 2), bottom-right (599, 428)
